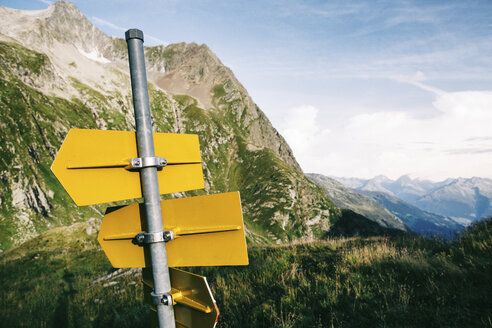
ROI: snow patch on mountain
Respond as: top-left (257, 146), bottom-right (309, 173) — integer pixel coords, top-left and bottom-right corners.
top-left (77, 47), bottom-right (110, 63)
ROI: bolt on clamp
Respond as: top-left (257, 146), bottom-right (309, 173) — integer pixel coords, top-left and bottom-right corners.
top-left (150, 291), bottom-right (173, 306)
top-left (132, 230), bottom-right (174, 246)
top-left (126, 156), bottom-right (167, 170)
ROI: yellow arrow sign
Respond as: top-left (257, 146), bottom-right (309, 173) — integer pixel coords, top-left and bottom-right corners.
top-left (51, 129), bottom-right (204, 206)
top-left (143, 268), bottom-right (219, 328)
top-left (98, 191), bottom-right (249, 268)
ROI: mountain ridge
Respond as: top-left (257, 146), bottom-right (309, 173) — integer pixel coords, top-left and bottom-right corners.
top-left (0, 1), bottom-right (337, 249)
top-left (309, 173), bottom-right (463, 237)
top-left (358, 190), bottom-right (463, 238)
top-left (334, 175), bottom-right (492, 223)
top-left (306, 173), bottom-right (408, 231)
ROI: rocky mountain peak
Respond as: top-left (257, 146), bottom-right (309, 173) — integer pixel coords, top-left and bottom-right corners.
top-left (395, 174), bottom-right (412, 184)
top-left (373, 175), bottom-right (391, 182)
top-left (45, 1), bottom-right (114, 58)
top-left (49, 0), bottom-right (82, 18)
top-left (0, 1), bottom-right (114, 62)
top-left (362, 175), bottom-right (394, 195)
top-left (45, 0), bottom-right (92, 37)
top-left (151, 40), bottom-right (302, 171)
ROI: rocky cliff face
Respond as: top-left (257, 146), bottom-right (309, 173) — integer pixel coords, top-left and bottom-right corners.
top-left (0, 1), bottom-right (338, 249)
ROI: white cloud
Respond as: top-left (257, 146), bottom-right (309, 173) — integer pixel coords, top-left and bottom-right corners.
top-left (145, 35), bottom-right (167, 46)
top-left (277, 105), bottom-right (330, 161)
top-left (287, 82), bottom-right (492, 180)
top-left (92, 16), bottom-right (126, 32)
top-left (39, 0), bottom-right (52, 5)
top-left (91, 17), bottom-right (167, 46)
top-left (393, 71), bottom-right (445, 96)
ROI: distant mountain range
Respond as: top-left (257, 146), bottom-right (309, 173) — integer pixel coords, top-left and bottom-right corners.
top-left (335, 175), bottom-right (492, 224)
top-left (357, 190), bottom-right (463, 238)
top-left (308, 174), bottom-right (464, 237)
top-left (306, 174), bottom-right (408, 231)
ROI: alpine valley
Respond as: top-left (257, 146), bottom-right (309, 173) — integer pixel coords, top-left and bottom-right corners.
top-left (1, 2), bottom-right (491, 328)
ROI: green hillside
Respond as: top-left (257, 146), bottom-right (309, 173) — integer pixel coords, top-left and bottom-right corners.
top-left (1, 217), bottom-right (490, 327)
top-left (0, 36), bottom-right (338, 249)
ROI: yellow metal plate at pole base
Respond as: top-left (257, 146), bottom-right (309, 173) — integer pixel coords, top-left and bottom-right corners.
top-left (98, 191), bottom-right (249, 268)
top-left (143, 268), bottom-right (219, 328)
top-left (50, 129), bottom-right (204, 206)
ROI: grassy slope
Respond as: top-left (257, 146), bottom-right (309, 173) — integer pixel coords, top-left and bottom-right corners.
top-left (325, 209), bottom-right (408, 238)
top-left (1, 218), bottom-right (490, 327)
top-left (0, 41), bottom-right (101, 249)
top-left (0, 40), bottom-right (339, 249)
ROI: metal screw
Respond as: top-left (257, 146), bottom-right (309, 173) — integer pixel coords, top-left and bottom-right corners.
top-left (163, 230), bottom-right (173, 242)
top-left (132, 233), bottom-right (145, 245)
top-left (161, 294), bottom-right (172, 305)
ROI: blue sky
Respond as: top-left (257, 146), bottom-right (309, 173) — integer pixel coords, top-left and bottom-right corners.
top-left (3, 0), bottom-right (492, 180)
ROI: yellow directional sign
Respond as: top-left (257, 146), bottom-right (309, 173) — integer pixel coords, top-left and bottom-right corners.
top-left (51, 129), bottom-right (204, 206)
top-left (143, 268), bottom-right (219, 328)
top-left (98, 191), bottom-right (249, 268)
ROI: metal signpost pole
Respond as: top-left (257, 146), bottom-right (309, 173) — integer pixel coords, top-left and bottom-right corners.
top-left (125, 29), bottom-right (176, 328)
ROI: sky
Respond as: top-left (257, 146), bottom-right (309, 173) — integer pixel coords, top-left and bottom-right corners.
top-left (3, 0), bottom-right (492, 181)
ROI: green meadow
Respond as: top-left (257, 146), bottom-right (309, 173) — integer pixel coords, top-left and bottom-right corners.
top-left (1, 218), bottom-right (490, 327)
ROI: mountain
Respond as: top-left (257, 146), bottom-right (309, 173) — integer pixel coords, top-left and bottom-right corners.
top-left (335, 174), bottom-right (437, 201)
top-left (359, 190), bottom-right (464, 238)
top-left (309, 173), bottom-right (461, 237)
top-left (335, 175), bottom-right (492, 224)
top-left (414, 177), bottom-right (492, 223)
top-left (389, 175), bottom-right (434, 202)
top-left (2, 3), bottom-right (491, 326)
top-left (0, 1), bottom-right (340, 250)
top-left (360, 175), bottom-right (395, 195)
top-left (306, 173), bottom-right (407, 231)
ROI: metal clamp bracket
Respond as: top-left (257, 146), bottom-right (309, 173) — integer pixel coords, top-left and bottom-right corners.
top-left (127, 156), bottom-right (167, 170)
top-left (132, 230), bottom-right (174, 246)
top-left (150, 290), bottom-right (173, 306)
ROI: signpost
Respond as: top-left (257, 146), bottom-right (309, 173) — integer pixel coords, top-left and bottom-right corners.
top-left (51, 129), bottom-right (203, 206)
top-left (126, 28), bottom-right (175, 328)
top-left (50, 28), bottom-right (249, 328)
top-left (98, 192), bottom-right (248, 268)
